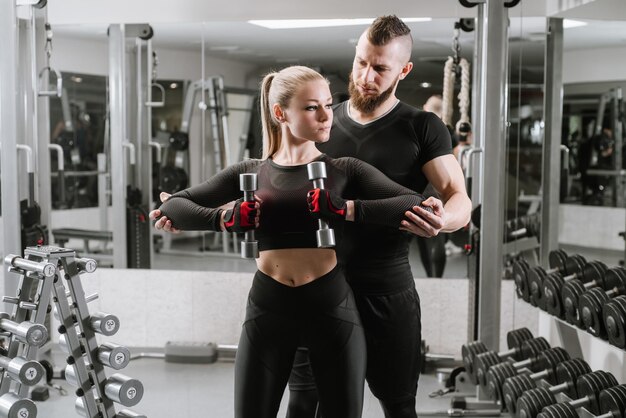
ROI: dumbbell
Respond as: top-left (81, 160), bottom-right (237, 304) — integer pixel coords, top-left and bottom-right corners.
top-left (561, 266), bottom-right (624, 329)
top-left (0, 354), bottom-right (44, 386)
top-left (484, 347), bottom-right (571, 407)
top-left (239, 173), bottom-right (259, 259)
top-left (543, 260), bottom-right (607, 319)
top-left (462, 327), bottom-right (534, 384)
top-left (76, 257), bottom-right (97, 273)
top-left (513, 250), bottom-right (568, 305)
top-left (505, 218), bottom-right (529, 242)
top-left (104, 373), bottom-right (144, 407)
top-left (518, 370), bottom-right (618, 418)
top-left (306, 161), bottom-right (335, 248)
top-left (0, 313), bottom-right (48, 347)
top-left (527, 253), bottom-right (587, 310)
top-left (0, 392), bottom-right (37, 418)
top-left (474, 337), bottom-right (551, 392)
top-left (538, 385), bottom-right (626, 418)
top-left (59, 335), bottom-right (129, 370)
top-left (55, 307), bottom-right (120, 336)
top-left (603, 295), bottom-right (626, 348)
top-left (578, 267), bottom-right (626, 338)
top-left (501, 358), bottom-right (591, 414)
top-left (513, 259), bottom-right (533, 302)
top-left (597, 384), bottom-right (626, 418)
top-left (4, 254), bottom-right (56, 278)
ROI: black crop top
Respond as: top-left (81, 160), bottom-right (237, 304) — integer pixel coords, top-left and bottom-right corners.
top-left (158, 154), bottom-right (426, 252)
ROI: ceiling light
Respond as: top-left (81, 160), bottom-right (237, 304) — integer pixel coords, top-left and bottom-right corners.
top-left (420, 82), bottom-right (431, 88)
top-left (563, 19), bottom-right (588, 29)
top-left (70, 76), bottom-right (83, 83)
top-left (169, 83), bottom-right (178, 89)
top-left (248, 17), bottom-right (431, 29)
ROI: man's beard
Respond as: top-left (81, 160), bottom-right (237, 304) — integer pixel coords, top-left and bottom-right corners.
top-left (348, 74), bottom-right (396, 114)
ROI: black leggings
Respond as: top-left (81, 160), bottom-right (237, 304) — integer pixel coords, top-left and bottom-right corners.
top-left (287, 277), bottom-right (422, 418)
top-left (416, 234), bottom-right (447, 278)
top-left (234, 267), bottom-right (366, 418)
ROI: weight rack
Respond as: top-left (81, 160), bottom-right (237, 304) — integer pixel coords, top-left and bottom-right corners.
top-left (3, 245), bottom-right (146, 418)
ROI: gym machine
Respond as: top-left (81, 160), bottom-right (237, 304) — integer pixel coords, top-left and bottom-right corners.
top-left (157, 77), bottom-right (257, 257)
top-left (3, 246), bottom-right (146, 417)
top-left (583, 88), bottom-right (625, 208)
top-left (50, 24), bottom-right (159, 269)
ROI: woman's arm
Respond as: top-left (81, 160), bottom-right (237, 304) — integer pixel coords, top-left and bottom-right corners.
top-left (345, 158), bottom-right (427, 228)
top-left (158, 161), bottom-right (258, 231)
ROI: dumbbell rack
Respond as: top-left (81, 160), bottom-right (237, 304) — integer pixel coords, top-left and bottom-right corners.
top-left (512, 250), bottom-right (626, 417)
top-left (3, 245), bottom-right (146, 418)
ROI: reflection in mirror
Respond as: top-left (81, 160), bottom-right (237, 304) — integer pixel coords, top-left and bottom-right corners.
top-left (560, 19), bottom-right (626, 208)
top-left (562, 80), bottom-right (626, 206)
top-left (49, 72), bottom-right (106, 209)
top-left (503, 15), bottom-right (546, 281)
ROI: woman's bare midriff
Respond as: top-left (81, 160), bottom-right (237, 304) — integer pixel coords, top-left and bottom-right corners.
top-left (257, 248), bottom-right (337, 287)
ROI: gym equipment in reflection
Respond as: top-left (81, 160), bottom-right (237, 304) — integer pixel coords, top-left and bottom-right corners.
top-left (156, 76), bottom-right (259, 257)
top-left (564, 87), bottom-right (625, 207)
top-left (50, 24), bottom-right (159, 269)
top-left (2, 246), bottom-right (146, 418)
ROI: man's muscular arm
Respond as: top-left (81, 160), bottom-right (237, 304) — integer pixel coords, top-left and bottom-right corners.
top-left (401, 154), bottom-right (471, 237)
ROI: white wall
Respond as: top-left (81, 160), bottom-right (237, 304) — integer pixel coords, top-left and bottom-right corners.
top-left (563, 45), bottom-right (626, 84)
top-left (559, 204), bottom-right (626, 250)
top-left (55, 269), bottom-right (538, 357)
top-left (54, 36), bottom-right (257, 84)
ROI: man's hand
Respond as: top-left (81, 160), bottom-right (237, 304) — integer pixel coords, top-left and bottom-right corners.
top-left (400, 196), bottom-right (445, 237)
top-left (149, 192), bottom-right (181, 234)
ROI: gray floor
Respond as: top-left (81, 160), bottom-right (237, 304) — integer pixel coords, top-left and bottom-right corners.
top-left (36, 356), bottom-right (458, 418)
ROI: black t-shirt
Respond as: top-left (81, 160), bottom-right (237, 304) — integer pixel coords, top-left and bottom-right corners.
top-left (318, 101), bottom-right (452, 274)
top-left (159, 154), bottom-right (425, 252)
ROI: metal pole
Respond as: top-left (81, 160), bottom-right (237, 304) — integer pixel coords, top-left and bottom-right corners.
top-left (612, 88), bottom-right (623, 207)
top-left (477, 0), bottom-right (510, 352)
top-left (108, 24), bottom-right (128, 268)
top-left (540, 18), bottom-right (564, 267)
top-left (35, 8), bottom-right (52, 238)
top-left (466, 2), bottom-right (486, 344)
top-left (1, 0), bottom-right (23, 306)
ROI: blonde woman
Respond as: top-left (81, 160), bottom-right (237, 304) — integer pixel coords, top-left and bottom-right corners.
top-left (152, 66), bottom-right (428, 418)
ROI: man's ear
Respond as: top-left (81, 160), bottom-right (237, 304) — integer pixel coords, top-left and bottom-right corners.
top-left (399, 61), bottom-right (414, 80)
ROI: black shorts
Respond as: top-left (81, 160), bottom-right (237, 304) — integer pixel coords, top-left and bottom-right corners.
top-left (235, 267), bottom-right (367, 418)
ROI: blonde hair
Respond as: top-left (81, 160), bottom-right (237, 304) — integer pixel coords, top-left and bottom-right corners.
top-left (260, 66), bottom-right (328, 159)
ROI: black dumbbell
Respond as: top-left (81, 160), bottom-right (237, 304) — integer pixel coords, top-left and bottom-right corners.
top-left (462, 327), bottom-right (534, 384)
top-left (518, 370), bottom-right (618, 418)
top-left (539, 386), bottom-right (626, 418)
top-left (513, 250), bottom-right (568, 306)
top-left (501, 358), bottom-right (591, 414)
top-left (513, 259), bottom-right (533, 303)
top-left (597, 384), bottom-right (626, 418)
top-left (543, 260), bottom-right (608, 319)
top-left (527, 254), bottom-right (587, 310)
top-left (603, 295), bottom-right (626, 348)
top-left (484, 347), bottom-right (571, 407)
top-left (474, 337), bottom-right (551, 392)
top-left (561, 266), bottom-right (622, 329)
top-left (505, 217), bottom-right (530, 242)
top-left (578, 267), bottom-right (626, 338)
